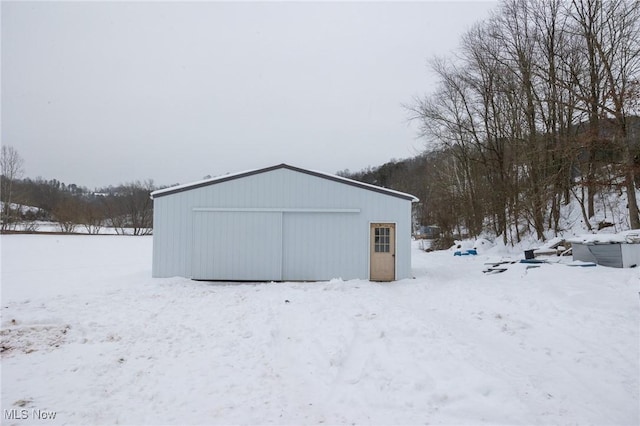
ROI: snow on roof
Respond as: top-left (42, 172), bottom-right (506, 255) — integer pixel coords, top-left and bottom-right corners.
top-left (150, 163), bottom-right (419, 202)
top-left (567, 230), bottom-right (640, 244)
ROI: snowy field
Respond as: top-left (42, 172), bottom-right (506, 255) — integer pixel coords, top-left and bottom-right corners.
top-left (1, 234), bottom-right (638, 425)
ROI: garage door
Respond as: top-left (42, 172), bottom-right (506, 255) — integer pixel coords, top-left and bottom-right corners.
top-left (191, 211), bottom-right (282, 280)
top-left (282, 212), bottom-right (360, 281)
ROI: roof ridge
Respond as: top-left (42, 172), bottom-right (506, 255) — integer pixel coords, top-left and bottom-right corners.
top-left (151, 164), bottom-right (418, 202)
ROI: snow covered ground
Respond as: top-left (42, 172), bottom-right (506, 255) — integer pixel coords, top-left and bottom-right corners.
top-left (1, 234), bottom-right (638, 425)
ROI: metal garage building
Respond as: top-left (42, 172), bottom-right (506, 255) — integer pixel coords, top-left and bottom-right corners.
top-left (150, 164), bottom-right (418, 281)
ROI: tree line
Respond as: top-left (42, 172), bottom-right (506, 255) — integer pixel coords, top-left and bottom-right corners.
top-left (3, 0), bottom-right (638, 244)
top-left (1, 146), bottom-right (155, 235)
top-left (402, 0), bottom-right (640, 245)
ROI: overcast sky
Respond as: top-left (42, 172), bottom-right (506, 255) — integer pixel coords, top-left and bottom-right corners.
top-left (2, 1), bottom-right (496, 189)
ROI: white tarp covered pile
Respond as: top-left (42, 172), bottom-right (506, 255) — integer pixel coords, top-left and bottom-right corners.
top-left (568, 230), bottom-right (640, 268)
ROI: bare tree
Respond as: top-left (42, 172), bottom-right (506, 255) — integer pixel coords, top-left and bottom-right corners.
top-left (410, 0), bottom-right (640, 243)
top-left (1, 146), bottom-right (25, 231)
top-left (124, 180), bottom-right (154, 236)
top-left (80, 199), bottom-right (105, 234)
top-left (103, 180), bottom-right (154, 235)
top-left (530, 0), bottom-right (581, 233)
top-left (596, 0), bottom-right (640, 228)
top-left (52, 196), bottom-right (79, 233)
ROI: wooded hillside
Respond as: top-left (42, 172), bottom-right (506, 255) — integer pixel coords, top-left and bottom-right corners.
top-left (345, 0), bottom-right (640, 245)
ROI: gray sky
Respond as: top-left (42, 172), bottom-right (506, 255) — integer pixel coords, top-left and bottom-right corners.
top-left (2, 1), bottom-right (496, 189)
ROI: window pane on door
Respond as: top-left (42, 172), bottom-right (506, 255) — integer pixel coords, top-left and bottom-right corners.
top-left (374, 227), bottom-right (390, 252)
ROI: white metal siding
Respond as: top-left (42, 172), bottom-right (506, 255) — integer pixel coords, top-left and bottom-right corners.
top-left (621, 244), bottom-right (640, 268)
top-left (191, 211), bottom-right (282, 280)
top-left (571, 243), bottom-right (597, 264)
top-left (573, 242), bottom-right (640, 268)
top-left (282, 212), bottom-right (362, 281)
top-left (152, 167), bottom-right (413, 280)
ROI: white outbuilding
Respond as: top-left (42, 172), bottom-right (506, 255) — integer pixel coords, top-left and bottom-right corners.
top-left (150, 164), bottom-right (418, 281)
top-left (568, 230), bottom-right (640, 268)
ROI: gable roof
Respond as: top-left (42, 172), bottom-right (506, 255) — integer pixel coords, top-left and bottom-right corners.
top-left (150, 163), bottom-right (419, 202)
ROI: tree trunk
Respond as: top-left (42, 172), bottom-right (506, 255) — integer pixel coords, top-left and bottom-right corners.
top-left (623, 137), bottom-right (640, 229)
